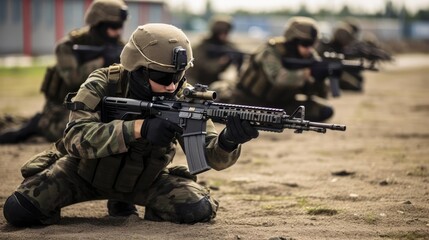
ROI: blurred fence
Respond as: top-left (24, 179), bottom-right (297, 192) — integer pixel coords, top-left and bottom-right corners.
top-left (0, 0), bottom-right (170, 55)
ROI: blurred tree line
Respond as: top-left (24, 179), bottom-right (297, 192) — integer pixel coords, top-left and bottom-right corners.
top-left (173, 0), bottom-right (429, 31)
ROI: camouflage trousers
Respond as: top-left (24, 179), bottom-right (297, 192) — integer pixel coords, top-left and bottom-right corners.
top-left (16, 156), bottom-right (219, 225)
top-left (0, 101), bottom-right (68, 143)
top-left (38, 100), bottom-right (70, 142)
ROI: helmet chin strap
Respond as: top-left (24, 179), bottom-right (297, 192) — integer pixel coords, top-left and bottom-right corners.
top-left (173, 77), bottom-right (187, 96)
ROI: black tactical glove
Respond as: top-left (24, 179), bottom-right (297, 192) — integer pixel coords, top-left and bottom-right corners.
top-left (219, 115), bottom-right (259, 152)
top-left (311, 61), bottom-right (344, 81)
top-left (140, 117), bottom-right (183, 147)
top-left (310, 61), bottom-right (330, 80)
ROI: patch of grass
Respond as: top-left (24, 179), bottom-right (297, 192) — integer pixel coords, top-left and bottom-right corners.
top-left (0, 66), bottom-right (45, 97)
top-left (237, 194), bottom-right (292, 202)
top-left (306, 207), bottom-right (338, 216)
top-left (381, 230), bottom-right (429, 239)
top-left (296, 197), bottom-right (310, 208)
top-left (261, 204), bottom-right (275, 210)
top-left (363, 213), bottom-right (379, 224)
top-left (250, 157), bottom-right (266, 166)
top-left (0, 66), bottom-right (46, 77)
top-left (359, 101), bottom-right (376, 110)
top-left (209, 179), bottom-right (227, 188)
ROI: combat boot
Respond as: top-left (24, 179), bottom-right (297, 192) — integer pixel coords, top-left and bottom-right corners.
top-left (107, 200), bottom-right (138, 217)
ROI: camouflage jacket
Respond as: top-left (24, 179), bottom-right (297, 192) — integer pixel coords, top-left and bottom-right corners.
top-left (55, 26), bottom-right (124, 92)
top-left (64, 66), bottom-right (241, 175)
top-left (187, 37), bottom-right (239, 85)
top-left (237, 36), bottom-right (318, 104)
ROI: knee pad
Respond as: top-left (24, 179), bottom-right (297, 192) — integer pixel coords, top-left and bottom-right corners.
top-left (3, 192), bottom-right (44, 227)
top-left (175, 196), bottom-right (215, 224)
top-left (319, 107), bottom-right (334, 122)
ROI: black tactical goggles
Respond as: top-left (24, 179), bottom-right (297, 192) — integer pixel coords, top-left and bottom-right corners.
top-left (141, 68), bottom-right (183, 86)
top-left (297, 39), bottom-right (315, 47)
top-left (104, 21), bottom-right (124, 30)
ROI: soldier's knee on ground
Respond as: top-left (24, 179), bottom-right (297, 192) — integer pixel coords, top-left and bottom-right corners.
top-left (319, 106), bottom-right (334, 122)
top-left (3, 192), bottom-right (48, 227)
top-left (144, 196), bottom-right (216, 224)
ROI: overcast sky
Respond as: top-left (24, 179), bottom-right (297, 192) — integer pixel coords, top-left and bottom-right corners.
top-left (165, 0), bottom-right (429, 14)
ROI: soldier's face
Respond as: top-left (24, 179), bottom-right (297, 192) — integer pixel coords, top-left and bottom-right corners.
top-left (107, 27), bottom-right (123, 39)
top-left (298, 45), bottom-right (313, 58)
top-left (148, 79), bottom-right (178, 93)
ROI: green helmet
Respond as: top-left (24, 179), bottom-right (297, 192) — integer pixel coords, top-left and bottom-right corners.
top-left (85, 0), bottom-right (128, 26)
top-left (120, 24), bottom-right (193, 74)
top-left (209, 15), bottom-right (233, 35)
top-left (333, 23), bottom-right (355, 47)
top-left (284, 17), bottom-right (318, 44)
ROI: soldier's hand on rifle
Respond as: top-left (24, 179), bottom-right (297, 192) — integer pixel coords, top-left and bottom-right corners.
top-left (310, 61), bottom-right (330, 80)
top-left (219, 115), bottom-right (259, 151)
top-left (139, 117), bottom-right (183, 147)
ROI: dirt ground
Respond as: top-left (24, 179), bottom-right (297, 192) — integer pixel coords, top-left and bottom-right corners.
top-left (0, 54), bottom-right (428, 240)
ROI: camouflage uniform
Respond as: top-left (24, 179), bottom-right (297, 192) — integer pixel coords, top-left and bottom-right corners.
top-left (40, 27), bottom-right (124, 141)
top-left (14, 66), bottom-right (240, 224)
top-left (316, 23), bottom-right (363, 91)
top-left (7, 23), bottom-right (244, 225)
top-left (0, 0), bottom-right (126, 143)
top-left (186, 16), bottom-right (240, 86)
top-left (219, 17), bottom-right (333, 122)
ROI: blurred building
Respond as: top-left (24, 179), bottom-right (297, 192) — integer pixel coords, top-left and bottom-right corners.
top-left (0, 0), bottom-right (171, 55)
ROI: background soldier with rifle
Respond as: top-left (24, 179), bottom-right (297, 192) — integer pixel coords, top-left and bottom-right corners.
top-left (2, 23), bottom-right (345, 227)
top-left (186, 15), bottom-right (243, 86)
top-left (0, 0), bottom-right (127, 143)
top-left (218, 17), bottom-right (335, 122)
top-left (317, 19), bottom-right (392, 91)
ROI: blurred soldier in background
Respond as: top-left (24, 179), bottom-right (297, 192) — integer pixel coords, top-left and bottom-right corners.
top-left (0, 0), bottom-right (128, 144)
top-left (186, 15), bottom-right (243, 86)
top-left (3, 23), bottom-right (259, 227)
top-left (218, 17), bottom-right (334, 122)
top-left (317, 21), bottom-right (363, 91)
top-left (317, 18), bottom-right (392, 91)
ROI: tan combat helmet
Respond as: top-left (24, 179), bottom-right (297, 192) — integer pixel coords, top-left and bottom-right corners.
top-left (85, 0), bottom-right (128, 26)
top-left (333, 23), bottom-right (355, 47)
top-left (342, 17), bottom-right (361, 37)
top-left (121, 24), bottom-right (193, 75)
top-left (284, 16), bottom-right (319, 44)
top-left (209, 15), bottom-right (233, 35)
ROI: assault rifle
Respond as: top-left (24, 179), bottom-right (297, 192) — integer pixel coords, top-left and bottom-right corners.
top-left (343, 41), bottom-right (393, 62)
top-left (282, 55), bottom-right (378, 97)
top-left (72, 44), bottom-right (123, 65)
top-left (205, 44), bottom-right (250, 70)
top-left (101, 84), bottom-right (346, 175)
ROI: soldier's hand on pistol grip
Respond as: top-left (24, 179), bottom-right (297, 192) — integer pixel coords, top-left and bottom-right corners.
top-left (219, 115), bottom-right (259, 151)
top-left (310, 61), bottom-right (330, 80)
top-left (140, 118), bottom-right (183, 147)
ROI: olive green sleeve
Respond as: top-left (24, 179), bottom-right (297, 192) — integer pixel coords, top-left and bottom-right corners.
top-left (257, 46), bottom-right (310, 89)
top-left (192, 42), bottom-right (233, 76)
top-left (55, 41), bottom-right (104, 90)
top-left (63, 69), bottom-right (136, 159)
